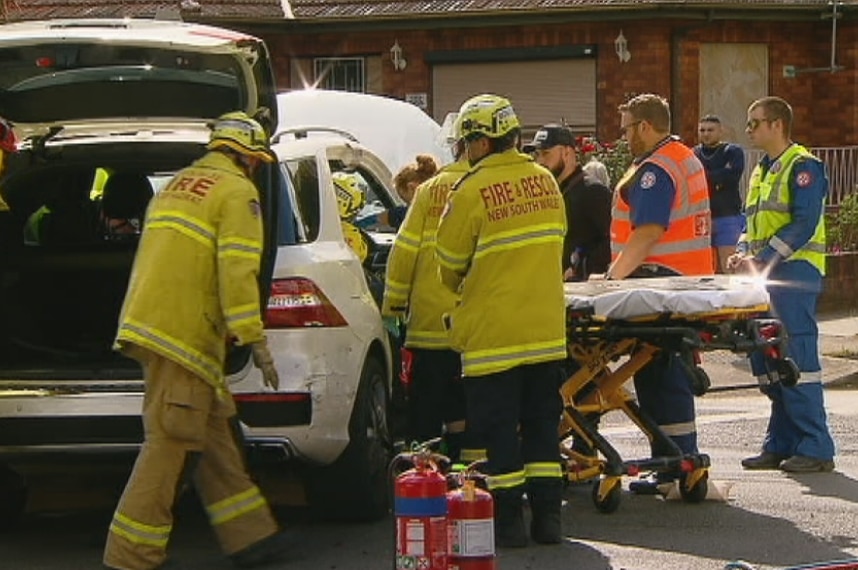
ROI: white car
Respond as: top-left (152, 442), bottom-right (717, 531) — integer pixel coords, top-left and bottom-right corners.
top-left (0, 18), bottom-right (402, 526)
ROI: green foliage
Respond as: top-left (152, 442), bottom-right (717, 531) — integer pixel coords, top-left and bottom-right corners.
top-left (827, 191), bottom-right (858, 253)
top-left (578, 136), bottom-right (634, 188)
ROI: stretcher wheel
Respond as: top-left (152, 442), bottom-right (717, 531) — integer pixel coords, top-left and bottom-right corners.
top-left (679, 470), bottom-right (708, 503)
top-left (690, 367), bottom-right (711, 396)
top-left (591, 478), bottom-right (621, 514)
top-left (776, 358), bottom-right (800, 388)
top-left (0, 463), bottom-right (27, 532)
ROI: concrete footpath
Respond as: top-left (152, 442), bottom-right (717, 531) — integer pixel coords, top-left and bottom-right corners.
top-left (701, 313), bottom-right (858, 391)
top-left (818, 313), bottom-right (858, 387)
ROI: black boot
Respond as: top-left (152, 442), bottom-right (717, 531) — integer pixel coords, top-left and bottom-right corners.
top-left (527, 478), bottom-right (563, 545)
top-left (229, 530), bottom-right (301, 568)
top-left (493, 487), bottom-right (527, 548)
top-left (444, 431), bottom-right (464, 464)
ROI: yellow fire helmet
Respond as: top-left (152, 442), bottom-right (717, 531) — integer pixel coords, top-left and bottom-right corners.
top-left (333, 171), bottom-right (367, 220)
top-left (457, 94), bottom-right (520, 141)
top-left (207, 111), bottom-right (274, 163)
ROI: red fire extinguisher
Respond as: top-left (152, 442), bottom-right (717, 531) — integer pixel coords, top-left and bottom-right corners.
top-left (393, 449), bottom-right (449, 570)
top-left (447, 479), bottom-right (496, 570)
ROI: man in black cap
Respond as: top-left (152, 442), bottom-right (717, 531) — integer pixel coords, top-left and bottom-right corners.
top-left (524, 124), bottom-right (612, 281)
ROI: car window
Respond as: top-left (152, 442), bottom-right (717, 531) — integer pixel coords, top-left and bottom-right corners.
top-left (328, 160), bottom-right (398, 233)
top-left (0, 44), bottom-right (245, 123)
top-left (282, 157), bottom-right (320, 242)
top-left (276, 165), bottom-right (300, 246)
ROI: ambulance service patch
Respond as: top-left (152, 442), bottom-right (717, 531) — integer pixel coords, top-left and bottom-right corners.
top-left (796, 171), bottom-right (813, 188)
top-left (640, 171), bottom-right (657, 189)
top-left (249, 199), bottom-right (262, 218)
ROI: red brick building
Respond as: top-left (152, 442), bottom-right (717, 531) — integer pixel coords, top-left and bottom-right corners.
top-left (4, 0), bottom-right (857, 148)
top-left (263, 0), bottom-right (858, 149)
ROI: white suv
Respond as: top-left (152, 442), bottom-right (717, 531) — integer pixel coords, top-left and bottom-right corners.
top-left (0, 19), bottom-right (400, 526)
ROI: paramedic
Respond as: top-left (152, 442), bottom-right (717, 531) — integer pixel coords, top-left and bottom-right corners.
top-left (729, 96), bottom-right (836, 473)
top-left (608, 94), bottom-right (714, 493)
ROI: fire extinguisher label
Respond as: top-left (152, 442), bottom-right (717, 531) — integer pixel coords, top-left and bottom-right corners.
top-left (405, 520), bottom-right (425, 555)
top-left (396, 516), bottom-right (448, 569)
top-left (449, 518), bottom-right (495, 556)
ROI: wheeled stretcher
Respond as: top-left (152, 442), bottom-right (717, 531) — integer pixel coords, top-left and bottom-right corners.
top-left (559, 276), bottom-right (799, 513)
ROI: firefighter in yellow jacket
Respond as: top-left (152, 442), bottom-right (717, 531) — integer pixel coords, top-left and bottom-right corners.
top-left (435, 94), bottom-right (567, 548)
top-left (104, 112), bottom-right (295, 570)
top-left (382, 121), bottom-right (470, 461)
top-left (334, 171), bottom-right (372, 264)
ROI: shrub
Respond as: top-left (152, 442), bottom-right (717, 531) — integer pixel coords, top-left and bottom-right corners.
top-left (827, 190), bottom-right (858, 253)
top-left (577, 136), bottom-right (634, 189)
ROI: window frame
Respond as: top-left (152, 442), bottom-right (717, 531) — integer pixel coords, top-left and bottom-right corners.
top-left (312, 57), bottom-right (366, 93)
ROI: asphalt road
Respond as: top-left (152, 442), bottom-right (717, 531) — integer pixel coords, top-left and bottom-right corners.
top-left (2, 375), bottom-right (858, 570)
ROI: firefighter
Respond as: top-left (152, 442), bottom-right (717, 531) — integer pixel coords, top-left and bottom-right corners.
top-left (729, 96), bottom-right (836, 473)
top-left (334, 170), bottom-right (389, 308)
top-left (104, 112), bottom-right (296, 570)
top-left (381, 118), bottom-right (471, 461)
top-left (335, 170), bottom-right (372, 264)
top-left (608, 94), bottom-right (714, 494)
top-left (435, 94), bottom-right (567, 547)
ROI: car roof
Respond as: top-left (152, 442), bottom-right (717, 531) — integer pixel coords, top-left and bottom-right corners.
top-left (272, 134), bottom-right (390, 173)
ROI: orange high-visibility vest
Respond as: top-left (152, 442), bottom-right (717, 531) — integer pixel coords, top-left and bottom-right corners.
top-left (610, 139), bottom-right (714, 276)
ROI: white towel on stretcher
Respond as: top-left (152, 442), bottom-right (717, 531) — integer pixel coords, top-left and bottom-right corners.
top-left (564, 276), bottom-right (770, 321)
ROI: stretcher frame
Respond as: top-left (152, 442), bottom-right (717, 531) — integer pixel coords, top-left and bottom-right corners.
top-left (558, 278), bottom-right (797, 513)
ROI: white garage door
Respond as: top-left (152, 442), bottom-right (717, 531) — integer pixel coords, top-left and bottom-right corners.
top-left (432, 59), bottom-right (596, 133)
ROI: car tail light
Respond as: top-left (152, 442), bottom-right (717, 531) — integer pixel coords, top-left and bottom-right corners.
top-left (265, 277), bottom-right (348, 328)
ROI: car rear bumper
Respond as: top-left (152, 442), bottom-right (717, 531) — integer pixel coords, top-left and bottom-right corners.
top-left (0, 391), bottom-right (313, 464)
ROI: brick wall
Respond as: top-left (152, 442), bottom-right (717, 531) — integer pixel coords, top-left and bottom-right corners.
top-left (260, 16), bottom-right (858, 147)
top-left (820, 253), bottom-right (858, 314)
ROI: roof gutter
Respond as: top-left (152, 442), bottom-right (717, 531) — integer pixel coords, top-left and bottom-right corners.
top-left (247, 5), bottom-right (858, 34)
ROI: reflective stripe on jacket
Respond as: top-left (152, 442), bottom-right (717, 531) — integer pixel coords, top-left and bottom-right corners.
top-left (611, 139), bottom-right (714, 275)
top-left (435, 150), bottom-right (567, 377)
top-left (745, 144), bottom-right (826, 275)
top-left (115, 151), bottom-right (265, 388)
top-left (382, 161), bottom-right (468, 349)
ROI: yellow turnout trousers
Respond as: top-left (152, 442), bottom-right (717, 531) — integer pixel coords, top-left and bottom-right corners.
top-left (103, 352), bottom-right (278, 570)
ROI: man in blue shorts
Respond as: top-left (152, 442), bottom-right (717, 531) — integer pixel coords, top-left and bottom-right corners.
top-left (693, 114), bottom-right (746, 273)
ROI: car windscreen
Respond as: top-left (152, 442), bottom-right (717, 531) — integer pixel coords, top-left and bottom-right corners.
top-left (0, 44), bottom-right (245, 123)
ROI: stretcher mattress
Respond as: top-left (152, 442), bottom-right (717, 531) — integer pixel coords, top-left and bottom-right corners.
top-left (564, 276), bottom-right (770, 321)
